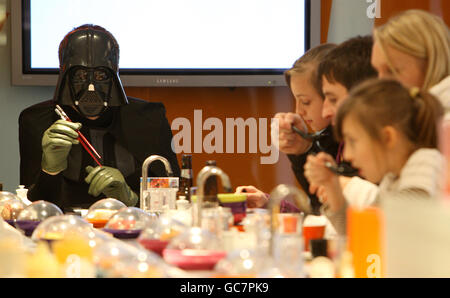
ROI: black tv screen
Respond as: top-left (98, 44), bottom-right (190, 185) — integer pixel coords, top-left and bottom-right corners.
top-left (12, 0), bottom-right (320, 87)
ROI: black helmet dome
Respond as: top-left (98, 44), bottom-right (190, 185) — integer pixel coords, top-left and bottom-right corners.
top-left (53, 24), bottom-right (128, 113)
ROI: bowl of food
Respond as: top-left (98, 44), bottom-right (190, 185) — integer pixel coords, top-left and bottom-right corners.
top-left (15, 200), bottom-right (63, 236)
top-left (163, 227), bottom-right (226, 270)
top-left (31, 214), bottom-right (93, 242)
top-left (84, 198), bottom-right (127, 228)
top-left (0, 193), bottom-right (25, 226)
top-left (138, 215), bottom-right (187, 256)
top-left (103, 207), bottom-right (157, 239)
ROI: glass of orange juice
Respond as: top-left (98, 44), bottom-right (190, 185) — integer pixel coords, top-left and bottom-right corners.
top-left (347, 206), bottom-right (385, 278)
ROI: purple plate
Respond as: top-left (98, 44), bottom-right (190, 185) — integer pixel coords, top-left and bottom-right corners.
top-left (15, 220), bottom-right (41, 237)
top-left (102, 228), bottom-right (142, 239)
top-left (5, 219), bottom-right (16, 227)
top-left (221, 202), bottom-right (247, 214)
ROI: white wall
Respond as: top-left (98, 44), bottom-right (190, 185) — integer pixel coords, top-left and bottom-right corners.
top-left (0, 0), bottom-right (374, 192)
top-left (0, 0), bottom-right (54, 192)
top-left (327, 0), bottom-right (375, 43)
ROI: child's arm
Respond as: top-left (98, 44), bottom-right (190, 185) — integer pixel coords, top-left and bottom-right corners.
top-left (304, 153), bottom-right (348, 235)
top-left (304, 153), bottom-right (346, 211)
top-left (235, 185), bottom-right (269, 208)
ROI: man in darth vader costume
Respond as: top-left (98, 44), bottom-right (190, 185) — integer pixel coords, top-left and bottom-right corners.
top-left (19, 24), bottom-right (180, 212)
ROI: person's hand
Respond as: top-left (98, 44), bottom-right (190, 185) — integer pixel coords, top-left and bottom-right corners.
top-left (271, 112), bottom-right (311, 155)
top-left (304, 153), bottom-right (345, 213)
top-left (235, 185), bottom-right (269, 208)
top-left (304, 152), bottom-right (336, 193)
top-left (41, 120), bottom-right (81, 174)
top-left (85, 166), bottom-right (138, 206)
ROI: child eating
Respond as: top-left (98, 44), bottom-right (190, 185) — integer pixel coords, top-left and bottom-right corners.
top-left (304, 79), bottom-right (444, 235)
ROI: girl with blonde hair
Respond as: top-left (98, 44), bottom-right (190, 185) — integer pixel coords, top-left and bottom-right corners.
top-left (371, 9), bottom-right (450, 114)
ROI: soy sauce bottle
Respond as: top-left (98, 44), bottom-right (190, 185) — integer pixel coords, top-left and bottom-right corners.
top-left (177, 155), bottom-right (193, 202)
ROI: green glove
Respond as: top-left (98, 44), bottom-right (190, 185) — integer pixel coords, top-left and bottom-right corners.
top-left (42, 120), bottom-right (81, 174)
top-left (85, 166), bottom-right (138, 206)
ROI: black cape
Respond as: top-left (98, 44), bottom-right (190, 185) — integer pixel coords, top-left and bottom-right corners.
top-left (19, 97), bottom-right (180, 212)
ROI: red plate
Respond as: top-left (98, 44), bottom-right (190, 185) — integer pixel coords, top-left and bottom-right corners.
top-left (138, 239), bottom-right (169, 256)
top-left (163, 249), bottom-right (227, 270)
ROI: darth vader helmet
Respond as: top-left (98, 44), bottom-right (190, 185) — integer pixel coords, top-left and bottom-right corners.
top-left (53, 24), bottom-right (128, 118)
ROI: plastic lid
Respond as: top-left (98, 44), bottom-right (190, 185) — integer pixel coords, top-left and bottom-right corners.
top-left (0, 195), bottom-right (25, 221)
top-left (166, 226), bottom-right (221, 251)
top-left (31, 215), bottom-right (93, 241)
top-left (104, 207), bottom-right (157, 231)
top-left (0, 191), bottom-right (20, 202)
top-left (93, 239), bottom-right (166, 277)
top-left (138, 214), bottom-right (187, 242)
top-left (17, 200), bottom-right (63, 221)
top-left (85, 198), bottom-right (126, 221)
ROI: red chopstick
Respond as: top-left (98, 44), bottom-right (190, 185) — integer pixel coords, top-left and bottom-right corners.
top-left (55, 105), bottom-right (103, 167)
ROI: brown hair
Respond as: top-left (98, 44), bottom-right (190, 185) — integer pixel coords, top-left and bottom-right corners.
top-left (285, 43), bottom-right (336, 98)
top-left (318, 35), bottom-right (378, 91)
top-left (335, 79), bottom-right (444, 149)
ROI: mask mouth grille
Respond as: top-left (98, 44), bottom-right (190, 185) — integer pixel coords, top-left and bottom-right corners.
top-left (77, 91), bottom-right (105, 117)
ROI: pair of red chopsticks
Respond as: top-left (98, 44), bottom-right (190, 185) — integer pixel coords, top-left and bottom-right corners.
top-left (54, 105), bottom-right (103, 167)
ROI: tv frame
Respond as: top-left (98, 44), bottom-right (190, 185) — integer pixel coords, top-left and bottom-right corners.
top-left (11, 0), bottom-right (321, 87)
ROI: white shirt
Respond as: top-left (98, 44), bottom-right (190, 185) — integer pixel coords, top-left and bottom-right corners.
top-left (430, 75), bottom-right (450, 120)
top-left (329, 148), bottom-right (444, 235)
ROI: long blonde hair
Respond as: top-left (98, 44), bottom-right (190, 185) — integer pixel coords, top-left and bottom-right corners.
top-left (374, 9), bottom-right (450, 90)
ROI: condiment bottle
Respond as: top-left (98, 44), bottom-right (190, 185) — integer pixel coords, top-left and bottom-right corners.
top-left (16, 185), bottom-right (32, 205)
top-left (176, 154), bottom-right (193, 202)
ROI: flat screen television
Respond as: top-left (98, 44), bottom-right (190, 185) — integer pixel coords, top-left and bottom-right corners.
top-left (11, 0), bottom-right (321, 87)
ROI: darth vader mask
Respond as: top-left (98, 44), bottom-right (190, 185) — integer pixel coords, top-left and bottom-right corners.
top-left (54, 25), bottom-right (128, 118)
top-left (68, 66), bottom-right (113, 117)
